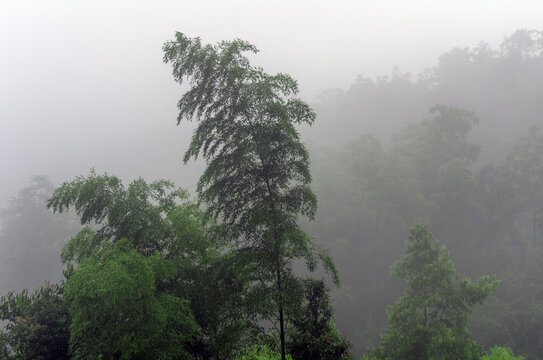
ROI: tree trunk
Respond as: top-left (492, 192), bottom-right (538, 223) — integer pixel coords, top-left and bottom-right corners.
top-left (277, 265), bottom-right (286, 360)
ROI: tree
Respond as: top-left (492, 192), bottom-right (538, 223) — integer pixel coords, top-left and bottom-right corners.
top-left (0, 282), bottom-right (70, 360)
top-left (163, 33), bottom-right (338, 360)
top-left (287, 279), bottom-right (352, 360)
top-left (48, 171), bottom-right (251, 359)
top-left (394, 105), bottom-right (481, 197)
top-left (0, 175), bottom-right (78, 293)
top-left (47, 170), bottom-right (188, 258)
top-left (64, 243), bottom-right (198, 359)
top-left (393, 106), bottom-right (484, 273)
top-left (506, 126), bottom-right (543, 247)
top-left (481, 347), bottom-right (525, 360)
top-left (376, 225), bottom-right (498, 360)
top-left (470, 245), bottom-right (543, 360)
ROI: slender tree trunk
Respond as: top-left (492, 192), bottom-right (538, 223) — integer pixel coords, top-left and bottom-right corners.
top-left (277, 265), bottom-right (286, 360)
top-left (264, 173), bottom-right (286, 360)
top-left (424, 306), bottom-right (427, 326)
top-left (263, 167), bottom-right (287, 360)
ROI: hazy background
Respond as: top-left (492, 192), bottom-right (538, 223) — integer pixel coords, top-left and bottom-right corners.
top-left (2, 0), bottom-right (542, 206)
top-left (3, 2), bottom-right (543, 358)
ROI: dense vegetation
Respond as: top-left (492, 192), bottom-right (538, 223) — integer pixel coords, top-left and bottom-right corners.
top-left (307, 29), bottom-right (543, 358)
top-left (0, 30), bottom-right (542, 359)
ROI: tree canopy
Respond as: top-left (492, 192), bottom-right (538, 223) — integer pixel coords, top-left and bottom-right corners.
top-left (376, 225), bottom-right (498, 360)
top-left (163, 32), bottom-right (338, 360)
top-left (64, 243), bottom-right (198, 359)
top-left (0, 283), bottom-right (70, 360)
top-left (46, 171), bottom-right (253, 359)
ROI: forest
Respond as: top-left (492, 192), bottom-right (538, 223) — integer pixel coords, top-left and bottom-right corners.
top-left (1, 29), bottom-right (543, 359)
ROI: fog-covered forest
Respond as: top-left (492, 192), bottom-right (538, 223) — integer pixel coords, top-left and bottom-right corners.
top-left (1, 2), bottom-right (543, 359)
top-left (308, 29), bottom-right (543, 357)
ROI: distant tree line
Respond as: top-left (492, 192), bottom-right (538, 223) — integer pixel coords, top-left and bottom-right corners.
top-left (308, 38), bottom-right (543, 356)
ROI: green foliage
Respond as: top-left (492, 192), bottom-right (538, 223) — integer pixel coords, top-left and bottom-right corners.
top-left (4, 29), bottom-right (543, 359)
top-left (376, 225), bottom-right (498, 360)
top-left (481, 347), bottom-right (524, 360)
top-left (163, 32), bottom-right (319, 250)
top-left (237, 346), bottom-right (293, 360)
top-left (470, 246), bottom-right (543, 360)
top-left (48, 172), bottom-right (252, 358)
top-left (308, 104), bottom-right (525, 356)
top-left (47, 170), bottom-right (188, 258)
top-left (0, 282), bottom-right (70, 360)
top-left (288, 279), bottom-right (353, 360)
top-left (64, 243), bottom-right (198, 359)
top-left (163, 32), bottom-right (339, 359)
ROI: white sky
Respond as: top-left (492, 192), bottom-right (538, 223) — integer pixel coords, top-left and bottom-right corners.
top-left (0, 0), bottom-right (541, 204)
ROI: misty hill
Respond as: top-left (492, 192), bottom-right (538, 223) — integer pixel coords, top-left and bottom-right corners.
top-left (307, 29), bottom-right (543, 164)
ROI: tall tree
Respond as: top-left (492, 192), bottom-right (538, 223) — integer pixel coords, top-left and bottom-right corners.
top-left (163, 33), bottom-right (338, 360)
top-left (376, 225), bottom-right (498, 360)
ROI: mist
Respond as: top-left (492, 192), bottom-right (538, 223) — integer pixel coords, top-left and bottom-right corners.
top-left (2, 0), bottom-right (541, 206)
top-left (1, 1), bottom-right (543, 359)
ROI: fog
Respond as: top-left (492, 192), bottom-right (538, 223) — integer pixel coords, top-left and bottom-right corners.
top-left (2, 0), bottom-right (542, 206)
top-left (2, 1), bottom-right (543, 359)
